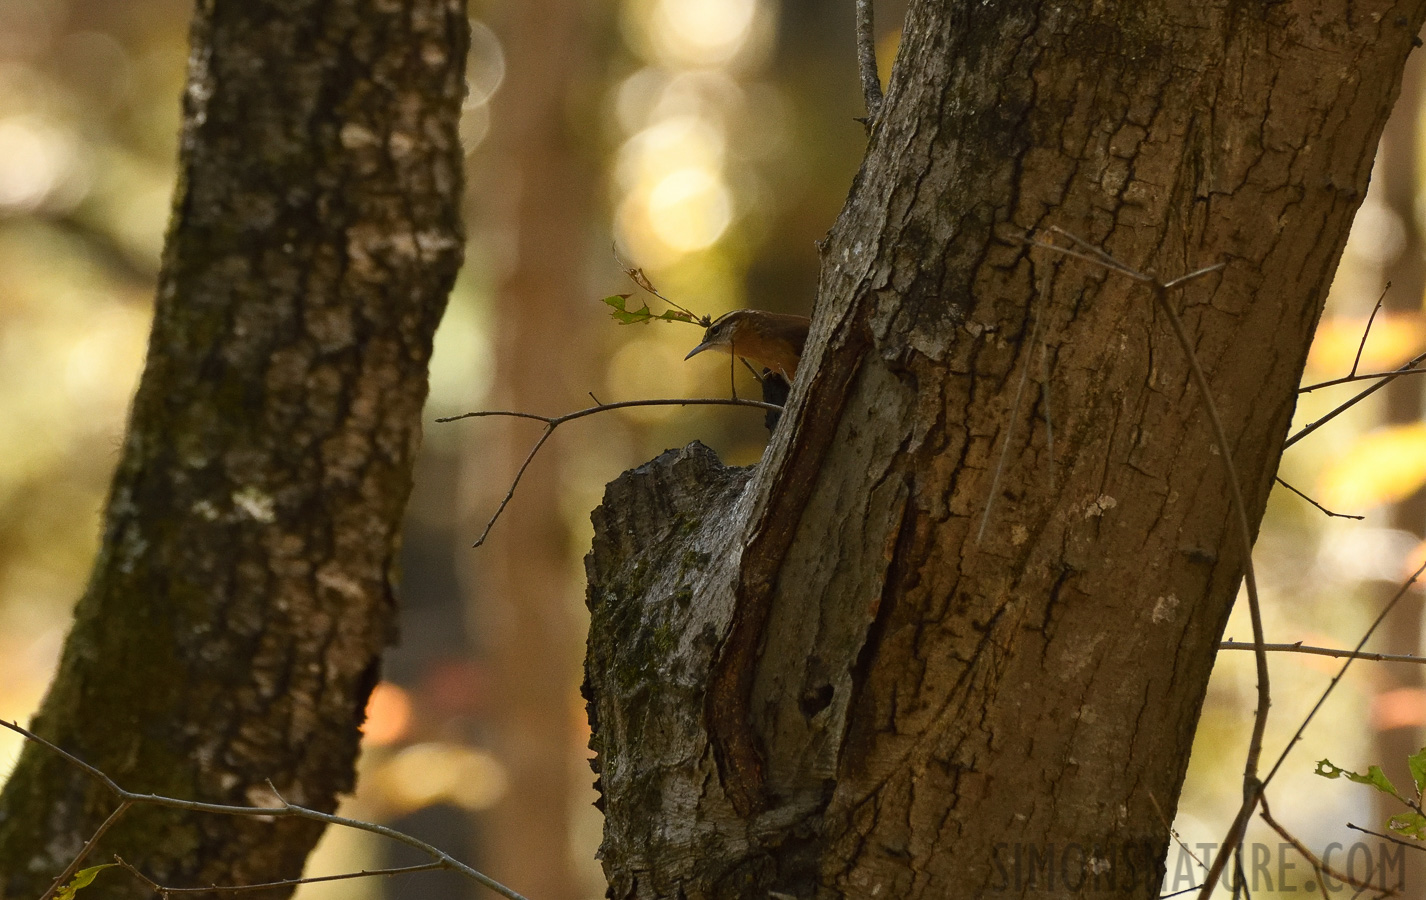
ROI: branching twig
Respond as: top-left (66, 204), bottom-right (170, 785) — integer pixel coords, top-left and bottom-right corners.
top-left (38, 799), bottom-right (132, 900)
top-left (1274, 476), bottom-right (1365, 520)
top-left (1261, 797), bottom-right (1394, 898)
top-left (0, 719), bottom-right (529, 900)
top-left (1220, 640), bottom-right (1426, 665)
top-left (1298, 362), bottom-right (1426, 394)
top-left (114, 856), bottom-right (446, 895)
top-left (1028, 228), bottom-right (1260, 900)
top-left (612, 246), bottom-right (709, 327)
top-left (855, 0), bottom-right (884, 126)
top-left (1262, 559), bottom-right (1426, 788)
top-left (437, 397), bottom-right (782, 547)
top-left (1286, 348), bottom-right (1426, 446)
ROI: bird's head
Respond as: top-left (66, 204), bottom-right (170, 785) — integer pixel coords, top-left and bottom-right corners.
top-left (684, 313), bottom-right (740, 360)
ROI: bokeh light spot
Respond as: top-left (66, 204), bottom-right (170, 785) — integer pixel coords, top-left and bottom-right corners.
top-left (0, 117), bottom-right (73, 211)
top-left (647, 167), bottom-right (731, 251)
top-left (649, 0), bottom-right (756, 67)
top-left (361, 681), bottom-right (413, 747)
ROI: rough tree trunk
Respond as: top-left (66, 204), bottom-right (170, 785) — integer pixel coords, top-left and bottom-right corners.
top-left (584, 1), bottom-right (1426, 897)
top-left (0, 0), bottom-right (467, 896)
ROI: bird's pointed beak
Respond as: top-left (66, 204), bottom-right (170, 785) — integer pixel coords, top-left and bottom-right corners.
top-left (685, 341), bottom-right (715, 361)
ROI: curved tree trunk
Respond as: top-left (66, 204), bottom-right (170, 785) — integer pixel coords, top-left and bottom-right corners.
top-left (584, 0), bottom-right (1426, 896)
top-left (0, 1), bottom-right (467, 896)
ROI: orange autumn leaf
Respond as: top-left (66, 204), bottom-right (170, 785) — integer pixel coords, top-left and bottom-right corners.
top-left (361, 681), bottom-right (413, 746)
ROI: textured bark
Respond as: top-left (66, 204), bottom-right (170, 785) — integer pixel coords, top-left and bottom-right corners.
top-left (585, 1), bottom-right (1426, 897)
top-left (0, 1), bottom-right (466, 896)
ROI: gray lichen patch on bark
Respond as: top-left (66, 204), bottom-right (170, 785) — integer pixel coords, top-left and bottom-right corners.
top-left (584, 442), bottom-right (762, 896)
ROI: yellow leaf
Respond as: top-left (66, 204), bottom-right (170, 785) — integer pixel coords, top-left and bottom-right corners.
top-left (1318, 423), bottom-right (1426, 509)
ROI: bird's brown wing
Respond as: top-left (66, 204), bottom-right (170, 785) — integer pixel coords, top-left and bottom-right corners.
top-left (735, 312), bottom-right (810, 378)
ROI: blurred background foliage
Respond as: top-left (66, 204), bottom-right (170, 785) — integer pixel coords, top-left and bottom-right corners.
top-left (0, 0), bottom-right (1424, 897)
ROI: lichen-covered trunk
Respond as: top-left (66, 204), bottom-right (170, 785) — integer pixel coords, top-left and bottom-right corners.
top-left (583, 0), bottom-right (1426, 897)
top-left (0, 1), bottom-right (467, 896)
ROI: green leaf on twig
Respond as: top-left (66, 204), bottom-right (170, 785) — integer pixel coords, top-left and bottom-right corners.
top-left (601, 294), bottom-right (697, 325)
top-left (55, 864), bottom-right (116, 900)
top-left (1390, 812), bottom-right (1426, 839)
top-left (1316, 759), bottom-right (1403, 799)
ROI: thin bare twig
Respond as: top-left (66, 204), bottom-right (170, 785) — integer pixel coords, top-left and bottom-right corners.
top-left (114, 857), bottom-right (445, 896)
top-left (1347, 822), bottom-right (1426, 855)
top-left (1040, 328), bottom-right (1055, 487)
top-left (1351, 285), bottom-right (1389, 378)
top-left (1161, 262), bottom-right (1231, 289)
top-left (0, 720), bottom-right (529, 900)
top-left (1148, 790), bottom-right (1207, 873)
top-left (1261, 798), bottom-right (1394, 898)
top-left (38, 799), bottom-right (133, 900)
top-left (437, 397), bottom-right (782, 547)
top-left (1262, 559), bottom-right (1426, 788)
top-left (855, 0), bottom-right (884, 126)
top-left (1039, 228), bottom-right (1156, 280)
top-left (1274, 476), bottom-right (1365, 520)
top-left (977, 294), bottom-right (1045, 543)
top-left (1220, 640), bottom-right (1426, 665)
top-left (739, 357), bottom-right (765, 383)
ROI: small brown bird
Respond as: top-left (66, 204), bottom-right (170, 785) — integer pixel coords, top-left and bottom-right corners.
top-left (683, 310), bottom-right (811, 380)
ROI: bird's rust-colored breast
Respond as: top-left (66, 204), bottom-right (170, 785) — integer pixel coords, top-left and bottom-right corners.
top-left (729, 312), bottom-right (809, 379)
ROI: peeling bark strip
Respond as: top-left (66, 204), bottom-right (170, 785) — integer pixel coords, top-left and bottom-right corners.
top-left (586, 1), bottom-right (1426, 898)
top-left (706, 319), bottom-right (873, 817)
top-left (0, 1), bottom-right (467, 896)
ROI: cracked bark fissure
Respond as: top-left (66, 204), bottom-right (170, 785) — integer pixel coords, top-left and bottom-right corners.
top-left (0, 0), bottom-right (467, 896)
top-left (585, 1), bottom-right (1426, 898)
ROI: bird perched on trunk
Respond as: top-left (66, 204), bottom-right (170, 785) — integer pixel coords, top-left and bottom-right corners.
top-left (684, 310), bottom-right (810, 378)
top-left (685, 309), bottom-right (810, 430)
